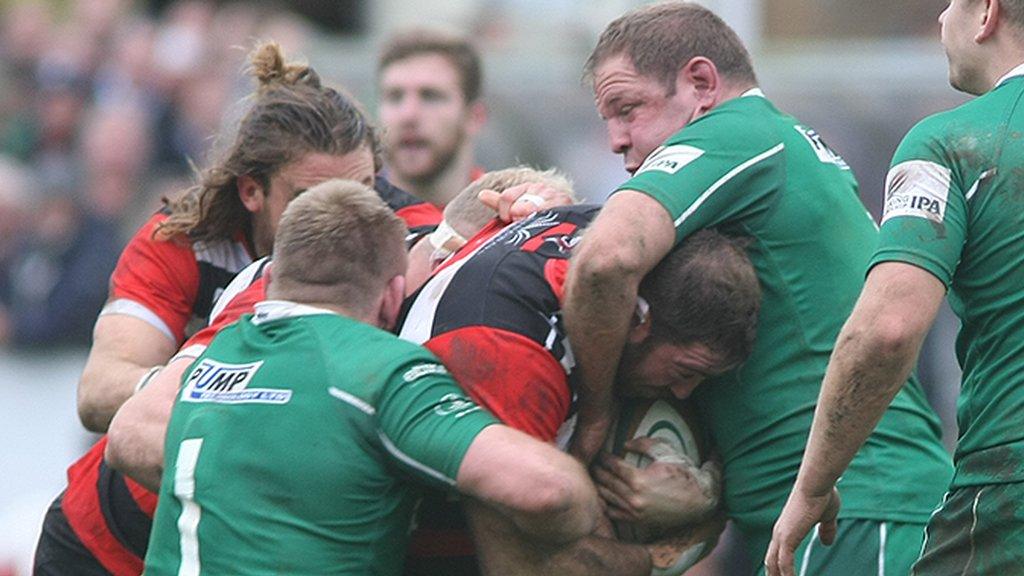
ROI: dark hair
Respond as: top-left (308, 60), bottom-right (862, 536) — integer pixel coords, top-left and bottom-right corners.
top-left (639, 229), bottom-right (760, 370)
top-left (158, 41), bottom-right (382, 243)
top-left (378, 29), bottom-right (483, 103)
top-left (584, 1), bottom-right (757, 94)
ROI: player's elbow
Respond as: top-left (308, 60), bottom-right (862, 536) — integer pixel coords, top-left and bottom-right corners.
top-left (571, 234), bottom-right (649, 291)
top-left (843, 311), bottom-right (921, 367)
top-left (516, 462), bottom-right (599, 542)
top-left (77, 371), bottom-right (112, 433)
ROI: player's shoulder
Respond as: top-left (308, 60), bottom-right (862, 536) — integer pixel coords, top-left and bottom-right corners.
top-left (658, 93), bottom-right (783, 168)
top-left (896, 95), bottom-right (1002, 164)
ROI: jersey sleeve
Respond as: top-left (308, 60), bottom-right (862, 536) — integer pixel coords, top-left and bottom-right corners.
top-left (375, 355), bottom-right (500, 490)
top-left (869, 119), bottom-right (970, 286)
top-left (617, 110), bottom-right (785, 244)
top-left (424, 327), bottom-right (570, 442)
top-left (104, 214), bottom-right (199, 344)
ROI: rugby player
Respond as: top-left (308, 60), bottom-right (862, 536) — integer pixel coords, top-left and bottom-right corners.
top-left (110, 167), bottom-right (761, 575)
top-left (563, 2), bottom-right (953, 573)
top-left (768, 1), bottom-right (1024, 573)
top-left (33, 41), bottom-right (430, 576)
top-left (141, 180), bottom-right (601, 576)
top-left (377, 29), bottom-right (487, 209)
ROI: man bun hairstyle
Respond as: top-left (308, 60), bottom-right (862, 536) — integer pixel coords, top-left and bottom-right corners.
top-left (271, 179), bottom-right (407, 313)
top-left (378, 28), bottom-right (483, 103)
top-left (585, 1), bottom-right (757, 94)
top-left (640, 229), bottom-right (761, 371)
top-left (158, 41), bottom-right (382, 244)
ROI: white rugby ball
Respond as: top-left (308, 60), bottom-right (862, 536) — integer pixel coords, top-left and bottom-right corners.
top-left (605, 398), bottom-right (721, 575)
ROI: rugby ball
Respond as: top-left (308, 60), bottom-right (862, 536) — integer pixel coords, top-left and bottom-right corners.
top-left (604, 398), bottom-right (723, 575)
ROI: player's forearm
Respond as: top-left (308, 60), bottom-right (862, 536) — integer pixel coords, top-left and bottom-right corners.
top-left (106, 357), bottom-right (190, 490)
top-left (78, 315), bottom-right (178, 432)
top-left (538, 536), bottom-right (652, 576)
top-left (563, 244), bottom-right (642, 422)
top-left (78, 359), bottom-right (153, 432)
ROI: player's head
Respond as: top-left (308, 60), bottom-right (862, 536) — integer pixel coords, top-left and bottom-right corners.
top-left (585, 2), bottom-right (757, 173)
top-left (940, 0), bottom-right (1024, 95)
top-left (377, 29), bottom-right (486, 194)
top-left (445, 165), bottom-right (576, 237)
top-left (616, 229), bottom-right (760, 400)
top-left (268, 179), bottom-right (408, 329)
top-left (159, 41), bottom-right (379, 255)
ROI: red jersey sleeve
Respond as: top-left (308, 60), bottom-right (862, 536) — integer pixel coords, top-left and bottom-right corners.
top-left (104, 214), bottom-right (199, 344)
top-left (424, 326), bottom-right (570, 442)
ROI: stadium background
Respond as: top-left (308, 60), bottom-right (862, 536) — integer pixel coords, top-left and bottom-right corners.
top-left (0, 0), bottom-right (962, 573)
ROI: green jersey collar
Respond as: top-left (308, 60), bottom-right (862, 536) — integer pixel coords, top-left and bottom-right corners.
top-left (252, 300), bottom-right (339, 325)
top-left (994, 62), bottom-right (1024, 89)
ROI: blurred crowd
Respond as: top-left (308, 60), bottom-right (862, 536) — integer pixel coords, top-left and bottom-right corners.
top-left (0, 0), bottom-right (315, 349)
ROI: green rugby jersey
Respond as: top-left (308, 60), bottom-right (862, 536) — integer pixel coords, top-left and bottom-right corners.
top-left (871, 69), bottom-right (1024, 488)
top-left (145, 300), bottom-right (498, 576)
top-left (617, 90), bottom-right (952, 553)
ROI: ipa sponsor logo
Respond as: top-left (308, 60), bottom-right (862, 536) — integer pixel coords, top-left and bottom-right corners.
top-left (882, 160), bottom-right (952, 224)
top-left (182, 358), bottom-right (291, 404)
top-left (636, 145), bottom-right (705, 175)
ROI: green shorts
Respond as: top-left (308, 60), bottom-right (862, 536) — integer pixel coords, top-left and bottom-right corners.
top-left (756, 519), bottom-right (928, 576)
top-left (912, 482), bottom-right (1024, 575)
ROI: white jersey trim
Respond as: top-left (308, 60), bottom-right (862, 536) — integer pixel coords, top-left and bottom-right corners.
top-left (209, 257), bottom-right (269, 324)
top-left (674, 143), bottom-right (786, 229)
top-left (251, 300), bottom-right (339, 325)
top-left (378, 430), bottom-right (457, 487)
top-left (994, 62), bottom-right (1024, 88)
top-left (329, 386), bottom-right (376, 415)
top-left (100, 299), bottom-right (176, 343)
top-left (192, 238), bottom-right (251, 273)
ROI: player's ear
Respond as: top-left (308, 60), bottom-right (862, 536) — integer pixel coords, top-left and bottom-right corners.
top-left (976, 0), bottom-right (1000, 42)
top-left (378, 274), bottom-right (407, 331)
top-left (627, 297), bottom-right (652, 344)
top-left (678, 56), bottom-right (720, 112)
top-left (238, 175), bottom-right (265, 214)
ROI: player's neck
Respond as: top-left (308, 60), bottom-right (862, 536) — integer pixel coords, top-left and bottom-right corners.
top-left (398, 145), bottom-right (476, 209)
top-left (984, 47), bottom-right (1024, 92)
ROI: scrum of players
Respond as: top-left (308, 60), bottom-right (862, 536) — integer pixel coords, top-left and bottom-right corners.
top-left (32, 1), bottom-right (1024, 575)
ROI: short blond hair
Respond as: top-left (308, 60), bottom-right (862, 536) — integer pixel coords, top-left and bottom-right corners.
top-left (444, 166), bottom-right (577, 237)
top-left (271, 179), bottom-right (407, 312)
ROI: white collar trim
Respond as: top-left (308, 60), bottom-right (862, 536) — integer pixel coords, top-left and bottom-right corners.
top-left (251, 300), bottom-right (338, 325)
top-left (995, 62), bottom-right (1024, 88)
top-left (742, 88), bottom-right (766, 98)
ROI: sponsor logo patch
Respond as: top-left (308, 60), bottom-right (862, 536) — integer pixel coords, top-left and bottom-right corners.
top-left (433, 393), bottom-right (483, 418)
top-left (636, 145), bottom-right (705, 175)
top-left (182, 358), bottom-right (291, 404)
top-left (882, 160), bottom-right (952, 224)
top-left (403, 363), bottom-right (449, 383)
top-left (794, 125), bottom-right (850, 170)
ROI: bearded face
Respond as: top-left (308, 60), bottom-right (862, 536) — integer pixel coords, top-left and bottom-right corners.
top-left (379, 53), bottom-right (472, 186)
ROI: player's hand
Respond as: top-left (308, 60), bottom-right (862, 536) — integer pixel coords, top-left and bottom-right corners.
top-left (764, 485), bottom-right (841, 576)
top-left (477, 182), bottom-right (574, 223)
top-left (593, 438), bottom-right (721, 533)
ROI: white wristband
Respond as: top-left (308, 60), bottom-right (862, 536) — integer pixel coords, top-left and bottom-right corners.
top-left (427, 219), bottom-right (468, 261)
top-left (133, 366), bottom-right (163, 394)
